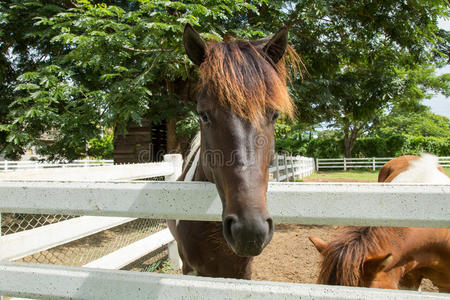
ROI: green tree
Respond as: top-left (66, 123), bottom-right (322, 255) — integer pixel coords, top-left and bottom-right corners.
top-left (285, 0), bottom-right (449, 157)
top-left (371, 105), bottom-right (450, 138)
top-left (1, 0), bottom-right (449, 160)
top-left (1, 0), bottom-right (284, 159)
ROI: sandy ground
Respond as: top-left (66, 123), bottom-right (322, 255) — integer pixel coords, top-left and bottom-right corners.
top-left (252, 224), bottom-right (337, 283)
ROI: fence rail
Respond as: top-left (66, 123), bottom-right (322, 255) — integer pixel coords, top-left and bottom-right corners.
top-left (0, 159), bottom-right (113, 171)
top-left (316, 156), bottom-right (450, 171)
top-left (2, 154), bottom-right (449, 299)
top-left (1, 262), bottom-right (446, 300)
top-left (270, 154), bottom-right (314, 181)
top-left (1, 181), bottom-right (448, 227)
top-left (0, 182), bottom-right (449, 299)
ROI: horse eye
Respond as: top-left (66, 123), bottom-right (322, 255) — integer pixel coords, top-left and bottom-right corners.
top-left (271, 111), bottom-right (280, 123)
top-left (198, 111), bottom-right (210, 123)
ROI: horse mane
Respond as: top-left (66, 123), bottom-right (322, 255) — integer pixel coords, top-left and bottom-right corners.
top-left (318, 227), bottom-right (402, 286)
top-left (199, 40), bottom-right (296, 123)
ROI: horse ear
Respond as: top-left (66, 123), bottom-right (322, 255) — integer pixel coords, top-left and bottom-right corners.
top-left (184, 23), bottom-right (207, 66)
top-left (365, 253), bottom-right (393, 273)
top-left (263, 26), bottom-right (288, 64)
top-left (309, 236), bottom-right (329, 254)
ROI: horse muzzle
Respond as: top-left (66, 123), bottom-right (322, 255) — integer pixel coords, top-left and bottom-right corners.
top-left (223, 213), bottom-right (274, 257)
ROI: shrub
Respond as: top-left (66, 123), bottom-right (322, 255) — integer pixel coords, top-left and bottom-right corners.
top-left (88, 134), bottom-right (114, 159)
top-left (300, 135), bottom-right (449, 158)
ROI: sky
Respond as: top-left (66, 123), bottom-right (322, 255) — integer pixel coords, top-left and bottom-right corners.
top-left (423, 18), bottom-right (450, 118)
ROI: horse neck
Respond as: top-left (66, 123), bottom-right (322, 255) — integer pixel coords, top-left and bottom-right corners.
top-left (393, 228), bottom-right (450, 270)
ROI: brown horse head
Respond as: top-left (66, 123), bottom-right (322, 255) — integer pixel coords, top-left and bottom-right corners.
top-left (309, 227), bottom-right (402, 289)
top-left (183, 24), bottom-right (294, 257)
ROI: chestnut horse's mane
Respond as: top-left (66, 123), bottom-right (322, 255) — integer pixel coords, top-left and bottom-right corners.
top-left (199, 40), bottom-right (297, 123)
top-left (318, 227), bottom-right (403, 286)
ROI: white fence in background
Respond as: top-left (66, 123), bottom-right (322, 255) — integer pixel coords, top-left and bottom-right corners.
top-left (270, 154), bottom-right (315, 181)
top-left (316, 156), bottom-right (450, 171)
top-left (0, 181), bottom-right (449, 299)
top-left (0, 159), bottom-right (113, 171)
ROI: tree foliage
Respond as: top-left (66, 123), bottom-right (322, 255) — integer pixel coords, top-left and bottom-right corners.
top-left (0, 0), bottom-right (449, 159)
top-left (370, 104), bottom-right (450, 138)
top-left (285, 0), bottom-right (449, 157)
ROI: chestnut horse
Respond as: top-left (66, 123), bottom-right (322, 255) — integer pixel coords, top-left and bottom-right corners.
top-left (309, 154), bottom-right (450, 291)
top-left (167, 24), bottom-right (295, 279)
top-left (378, 154), bottom-right (450, 183)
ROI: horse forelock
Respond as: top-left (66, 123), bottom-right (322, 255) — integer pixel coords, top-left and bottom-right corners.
top-left (198, 40), bottom-right (295, 123)
top-left (318, 227), bottom-right (400, 286)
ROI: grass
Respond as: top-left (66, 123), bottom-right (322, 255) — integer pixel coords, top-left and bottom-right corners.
top-left (303, 169), bottom-right (380, 182)
top-left (142, 259), bottom-right (175, 274)
top-left (301, 167), bottom-right (450, 182)
top-left (444, 167), bottom-right (450, 177)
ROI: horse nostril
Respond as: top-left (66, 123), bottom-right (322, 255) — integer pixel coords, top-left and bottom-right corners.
top-left (223, 214), bottom-right (238, 244)
top-left (265, 217), bottom-right (274, 245)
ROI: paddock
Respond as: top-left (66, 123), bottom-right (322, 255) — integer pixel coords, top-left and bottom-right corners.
top-left (0, 158), bottom-right (449, 299)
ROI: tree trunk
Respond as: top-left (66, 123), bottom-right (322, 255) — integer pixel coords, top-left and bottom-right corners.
top-left (166, 119), bottom-right (178, 153)
top-left (343, 122), bottom-right (360, 158)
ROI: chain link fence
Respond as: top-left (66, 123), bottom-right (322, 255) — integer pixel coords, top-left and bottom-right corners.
top-left (1, 213), bottom-right (168, 268)
top-left (1, 178), bottom-right (172, 272)
top-left (1, 213), bottom-right (75, 235)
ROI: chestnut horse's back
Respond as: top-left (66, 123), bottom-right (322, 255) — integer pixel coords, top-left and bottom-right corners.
top-left (378, 154), bottom-right (449, 183)
top-left (378, 155), bottom-right (419, 182)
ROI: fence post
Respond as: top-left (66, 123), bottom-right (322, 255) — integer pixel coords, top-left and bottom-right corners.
top-left (275, 154), bottom-right (280, 182)
top-left (163, 154), bottom-right (183, 181)
top-left (290, 156), bottom-right (295, 181)
top-left (296, 156), bottom-right (302, 180)
top-left (4, 160), bottom-right (8, 171)
top-left (315, 158), bottom-right (319, 172)
top-left (163, 154), bottom-right (183, 270)
top-left (283, 154), bottom-right (288, 182)
top-left (372, 157), bottom-right (376, 171)
top-left (84, 160), bottom-right (88, 168)
top-left (167, 239), bottom-right (182, 271)
top-left (343, 157), bottom-right (347, 171)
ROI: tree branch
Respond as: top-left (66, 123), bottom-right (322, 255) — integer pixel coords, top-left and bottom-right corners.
top-left (121, 46), bottom-right (173, 53)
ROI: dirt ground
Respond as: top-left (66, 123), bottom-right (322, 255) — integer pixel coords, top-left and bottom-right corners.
top-left (253, 224), bottom-right (337, 283)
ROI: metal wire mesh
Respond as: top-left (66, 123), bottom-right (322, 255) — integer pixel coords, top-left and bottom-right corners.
top-left (1, 213), bottom-right (75, 235)
top-left (11, 218), bottom-right (167, 267)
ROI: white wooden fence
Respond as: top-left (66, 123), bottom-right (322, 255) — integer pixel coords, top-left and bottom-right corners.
top-left (0, 155), bottom-right (183, 273)
top-left (1, 155), bottom-right (449, 299)
top-left (316, 156), bottom-right (450, 171)
top-left (0, 181), bottom-right (449, 299)
top-left (0, 159), bottom-right (113, 171)
top-left (0, 154), bottom-right (312, 277)
top-left (270, 154), bottom-right (315, 181)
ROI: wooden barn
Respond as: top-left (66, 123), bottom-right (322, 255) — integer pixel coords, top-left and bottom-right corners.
top-left (113, 119), bottom-right (178, 164)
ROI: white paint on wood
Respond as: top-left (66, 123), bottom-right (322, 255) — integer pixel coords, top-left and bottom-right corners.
top-left (163, 154), bottom-right (183, 181)
top-left (167, 240), bottom-right (182, 271)
top-left (0, 162), bottom-right (174, 182)
top-left (83, 228), bottom-right (174, 270)
top-left (0, 181), bottom-right (448, 227)
top-left (0, 262), bottom-right (448, 300)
